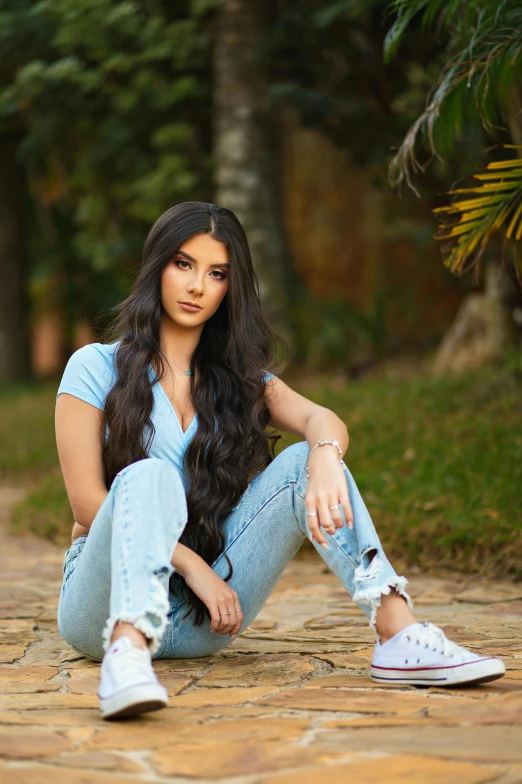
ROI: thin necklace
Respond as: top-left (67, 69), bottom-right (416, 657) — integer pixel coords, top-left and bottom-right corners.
top-left (170, 358), bottom-right (192, 376)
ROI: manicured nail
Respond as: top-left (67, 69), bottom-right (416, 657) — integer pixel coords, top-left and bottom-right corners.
top-left (320, 542), bottom-right (329, 550)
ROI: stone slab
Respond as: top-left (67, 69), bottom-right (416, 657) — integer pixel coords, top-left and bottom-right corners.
top-left (0, 484), bottom-right (521, 783)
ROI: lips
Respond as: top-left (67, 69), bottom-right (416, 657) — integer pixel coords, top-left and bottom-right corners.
top-left (179, 301), bottom-right (202, 310)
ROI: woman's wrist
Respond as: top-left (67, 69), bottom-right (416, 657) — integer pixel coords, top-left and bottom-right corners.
top-left (308, 442), bottom-right (345, 459)
top-left (306, 440), bottom-right (347, 479)
top-left (307, 442), bottom-right (346, 466)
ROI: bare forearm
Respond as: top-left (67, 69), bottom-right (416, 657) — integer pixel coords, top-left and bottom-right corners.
top-left (72, 491), bottom-right (202, 578)
top-left (72, 516), bottom-right (202, 581)
top-left (305, 408), bottom-right (349, 467)
top-left (72, 491), bottom-right (109, 536)
top-left (171, 541), bottom-right (205, 578)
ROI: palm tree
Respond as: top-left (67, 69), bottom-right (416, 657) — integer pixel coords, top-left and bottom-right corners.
top-left (433, 148), bottom-right (522, 277)
top-left (384, 0), bottom-right (522, 280)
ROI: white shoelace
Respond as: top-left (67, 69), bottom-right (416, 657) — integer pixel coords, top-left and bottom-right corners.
top-left (405, 622), bottom-right (461, 662)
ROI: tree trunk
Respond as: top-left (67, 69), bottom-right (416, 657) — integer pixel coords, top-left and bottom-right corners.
top-left (433, 85), bottom-right (522, 373)
top-left (432, 260), bottom-right (514, 375)
top-left (0, 132), bottom-right (31, 384)
top-left (213, 0), bottom-right (295, 346)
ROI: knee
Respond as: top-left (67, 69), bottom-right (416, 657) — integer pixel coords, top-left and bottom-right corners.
top-left (116, 456), bottom-right (182, 485)
top-left (281, 440), bottom-right (309, 473)
top-left (284, 440), bottom-right (309, 461)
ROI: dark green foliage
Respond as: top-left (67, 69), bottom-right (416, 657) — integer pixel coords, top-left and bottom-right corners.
top-left (0, 0), bottom-right (219, 336)
top-left (383, 0), bottom-right (522, 190)
top-left (382, 0), bottom-right (522, 279)
top-left (266, 0), bottom-right (447, 169)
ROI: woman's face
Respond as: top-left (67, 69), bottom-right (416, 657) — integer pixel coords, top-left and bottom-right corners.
top-left (160, 233), bottom-right (230, 326)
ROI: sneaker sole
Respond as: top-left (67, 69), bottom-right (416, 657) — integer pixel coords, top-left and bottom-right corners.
top-left (99, 682), bottom-right (169, 720)
top-left (370, 657), bottom-right (506, 687)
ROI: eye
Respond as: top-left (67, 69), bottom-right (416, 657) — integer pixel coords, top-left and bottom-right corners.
top-left (174, 259), bottom-right (190, 270)
top-left (173, 259), bottom-right (227, 281)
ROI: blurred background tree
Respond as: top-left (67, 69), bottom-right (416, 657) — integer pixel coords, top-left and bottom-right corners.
top-left (0, 0), bottom-right (215, 378)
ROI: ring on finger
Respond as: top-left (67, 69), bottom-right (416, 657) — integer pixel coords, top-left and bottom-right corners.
top-left (328, 504), bottom-right (341, 532)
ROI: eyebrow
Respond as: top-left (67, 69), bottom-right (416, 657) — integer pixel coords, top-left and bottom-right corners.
top-left (176, 251), bottom-right (231, 269)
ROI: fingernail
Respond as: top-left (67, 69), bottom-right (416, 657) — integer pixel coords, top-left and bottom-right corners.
top-left (321, 542), bottom-right (329, 550)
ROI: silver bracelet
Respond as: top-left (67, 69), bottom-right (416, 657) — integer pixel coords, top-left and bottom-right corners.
top-left (306, 440), bottom-right (344, 478)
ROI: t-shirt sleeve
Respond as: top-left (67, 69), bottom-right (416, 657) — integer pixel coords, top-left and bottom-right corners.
top-left (262, 370), bottom-right (277, 383)
top-left (56, 344), bottom-right (113, 411)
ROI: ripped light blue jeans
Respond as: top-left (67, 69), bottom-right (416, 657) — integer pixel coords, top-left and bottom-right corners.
top-left (57, 441), bottom-right (414, 661)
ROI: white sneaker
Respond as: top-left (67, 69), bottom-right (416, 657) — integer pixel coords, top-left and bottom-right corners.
top-left (98, 635), bottom-right (169, 720)
top-left (371, 621), bottom-right (506, 687)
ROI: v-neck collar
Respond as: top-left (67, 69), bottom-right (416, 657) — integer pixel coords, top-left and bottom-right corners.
top-left (149, 364), bottom-right (198, 438)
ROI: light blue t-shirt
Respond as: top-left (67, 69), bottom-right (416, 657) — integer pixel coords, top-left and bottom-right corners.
top-left (56, 341), bottom-right (276, 488)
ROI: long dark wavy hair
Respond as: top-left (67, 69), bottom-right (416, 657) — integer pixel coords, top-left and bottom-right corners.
top-left (100, 201), bottom-right (288, 625)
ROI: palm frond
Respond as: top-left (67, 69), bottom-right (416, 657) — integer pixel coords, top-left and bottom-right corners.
top-left (433, 146), bottom-right (522, 273)
top-left (383, 0), bottom-right (476, 62)
top-left (385, 0), bottom-right (522, 191)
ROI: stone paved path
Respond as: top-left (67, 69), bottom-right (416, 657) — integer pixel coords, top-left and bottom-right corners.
top-left (0, 483), bottom-right (521, 783)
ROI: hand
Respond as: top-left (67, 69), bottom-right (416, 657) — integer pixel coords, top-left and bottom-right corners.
top-left (71, 521), bottom-right (90, 544)
top-left (306, 449), bottom-right (353, 549)
top-left (183, 558), bottom-right (244, 637)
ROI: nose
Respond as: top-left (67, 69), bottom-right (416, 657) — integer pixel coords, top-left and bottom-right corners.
top-left (188, 276), bottom-right (204, 294)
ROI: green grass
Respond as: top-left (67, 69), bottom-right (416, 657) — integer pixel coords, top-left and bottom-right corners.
top-left (291, 364), bottom-right (521, 578)
top-left (0, 381), bottom-right (60, 476)
top-left (1, 365), bottom-right (520, 577)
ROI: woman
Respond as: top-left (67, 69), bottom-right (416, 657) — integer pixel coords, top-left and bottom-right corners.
top-left (55, 201), bottom-right (505, 721)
